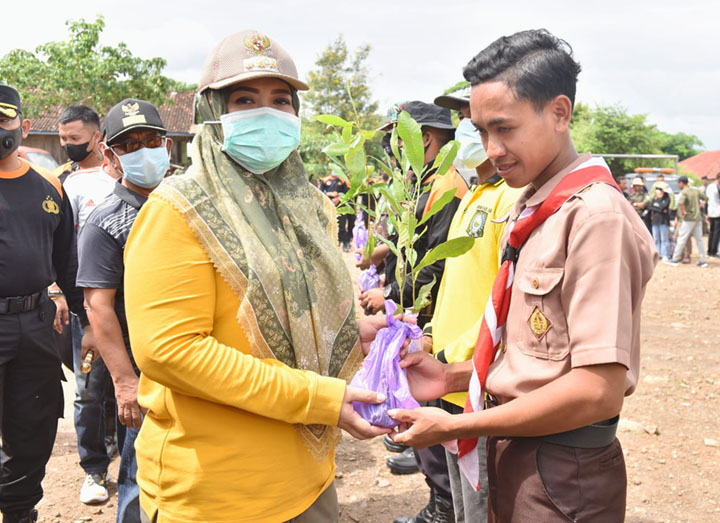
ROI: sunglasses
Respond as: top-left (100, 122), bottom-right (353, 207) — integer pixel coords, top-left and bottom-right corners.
top-left (110, 135), bottom-right (166, 155)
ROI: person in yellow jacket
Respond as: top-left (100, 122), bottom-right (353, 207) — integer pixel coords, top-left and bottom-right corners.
top-left (419, 87), bottom-right (522, 522)
top-left (123, 30), bottom-right (389, 523)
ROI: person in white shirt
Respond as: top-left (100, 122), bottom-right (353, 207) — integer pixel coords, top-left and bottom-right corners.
top-left (707, 173), bottom-right (720, 257)
top-left (58, 104), bottom-right (121, 505)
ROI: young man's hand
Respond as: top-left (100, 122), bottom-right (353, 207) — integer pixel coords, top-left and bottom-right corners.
top-left (399, 351), bottom-right (449, 402)
top-left (337, 386), bottom-right (392, 439)
top-left (359, 287), bottom-right (385, 315)
top-left (52, 296), bottom-right (69, 334)
top-left (388, 406), bottom-right (456, 448)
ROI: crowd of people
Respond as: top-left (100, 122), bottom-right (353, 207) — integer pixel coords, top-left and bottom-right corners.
top-left (0, 26), bottom-right (686, 523)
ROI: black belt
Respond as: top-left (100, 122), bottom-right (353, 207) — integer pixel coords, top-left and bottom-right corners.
top-left (0, 292), bottom-right (42, 314)
top-left (539, 415), bottom-right (619, 448)
top-left (485, 395), bottom-right (618, 449)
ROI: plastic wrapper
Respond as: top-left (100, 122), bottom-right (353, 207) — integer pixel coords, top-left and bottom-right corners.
top-left (350, 300), bottom-right (422, 428)
top-left (359, 264), bottom-right (380, 292)
top-left (353, 211), bottom-right (368, 262)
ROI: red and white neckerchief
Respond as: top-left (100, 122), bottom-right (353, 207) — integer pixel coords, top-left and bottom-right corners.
top-left (444, 157), bottom-right (620, 491)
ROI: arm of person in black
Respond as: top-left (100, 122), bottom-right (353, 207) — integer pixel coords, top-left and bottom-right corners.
top-left (385, 194), bottom-right (462, 308)
top-left (53, 184), bottom-right (89, 327)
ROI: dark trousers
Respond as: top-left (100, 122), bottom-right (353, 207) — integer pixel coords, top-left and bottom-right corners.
top-left (487, 436), bottom-right (626, 522)
top-left (337, 213), bottom-right (355, 247)
top-left (414, 400), bottom-right (453, 505)
top-left (0, 296), bottom-right (63, 514)
top-left (709, 217), bottom-right (720, 255)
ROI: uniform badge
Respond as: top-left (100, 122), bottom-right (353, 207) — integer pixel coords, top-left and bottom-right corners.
top-left (42, 195), bottom-right (60, 215)
top-left (121, 102), bottom-right (146, 127)
top-left (528, 306), bottom-right (551, 340)
top-left (245, 34), bottom-right (271, 54)
top-left (467, 208), bottom-right (488, 238)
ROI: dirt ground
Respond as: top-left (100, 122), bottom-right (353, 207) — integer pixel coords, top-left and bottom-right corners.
top-left (36, 249), bottom-right (720, 522)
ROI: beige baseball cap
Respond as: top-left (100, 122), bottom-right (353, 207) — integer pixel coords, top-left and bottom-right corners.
top-left (198, 30), bottom-right (309, 93)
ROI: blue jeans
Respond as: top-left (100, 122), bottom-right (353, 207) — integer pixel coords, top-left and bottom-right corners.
top-left (652, 223), bottom-right (670, 258)
top-left (72, 315), bottom-right (112, 475)
top-left (117, 425), bottom-right (141, 523)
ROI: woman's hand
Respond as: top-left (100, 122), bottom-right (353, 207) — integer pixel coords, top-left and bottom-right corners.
top-left (338, 386), bottom-right (392, 439)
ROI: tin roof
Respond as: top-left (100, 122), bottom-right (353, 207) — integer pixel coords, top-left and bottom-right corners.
top-left (679, 150), bottom-right (720, 180)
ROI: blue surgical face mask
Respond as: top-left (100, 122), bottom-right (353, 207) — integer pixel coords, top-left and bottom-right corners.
top-left (454, 117), bottom-right (488, 171)
top-left (218, 107), bottom-right (301, 174)
top-left (116, 145), bottom-right (170, 189)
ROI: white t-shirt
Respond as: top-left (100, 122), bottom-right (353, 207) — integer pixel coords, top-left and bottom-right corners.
top-left (63, 165), bottom-right (119, 230)
top-left (707, 182), bottom-right (720, 218)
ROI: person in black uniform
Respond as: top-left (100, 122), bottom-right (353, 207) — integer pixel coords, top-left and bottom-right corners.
top-left (0, 85), bottom-right (90, 523)
top-left (320, 171), bottom-right (355, 251)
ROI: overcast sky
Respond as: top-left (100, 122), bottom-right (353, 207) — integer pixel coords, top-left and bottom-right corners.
top-left (3, 0), bottom-right (719, 149)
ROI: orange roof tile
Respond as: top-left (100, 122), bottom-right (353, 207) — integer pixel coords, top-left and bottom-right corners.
top-left (28, 91), bottom-right (195, 135)
top-left (679, 150), bottom-right (720, 180)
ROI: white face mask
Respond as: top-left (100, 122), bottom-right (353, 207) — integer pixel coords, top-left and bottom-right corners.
top-left (453, 118), bottom-right (488, 171)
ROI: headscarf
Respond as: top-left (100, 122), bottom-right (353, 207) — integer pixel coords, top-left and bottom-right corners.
top-left (153, 88), bottom-right (362, 460)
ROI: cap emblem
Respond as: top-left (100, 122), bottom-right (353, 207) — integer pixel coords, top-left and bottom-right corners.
top-left (121, 102), bottom-right (140, 116)
top-left (245, 34), bottom-right (271, 55)
top-left (243, 56), bottom-right (279, 72)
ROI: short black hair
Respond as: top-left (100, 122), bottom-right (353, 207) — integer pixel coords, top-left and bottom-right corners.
top-left (463, 29), bottom-right (582, 111)
top-left (59, 104), bottom-right (100, 129)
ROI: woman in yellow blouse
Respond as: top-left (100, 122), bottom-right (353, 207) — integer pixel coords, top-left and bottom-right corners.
top-left (124, 30), bottom-right (389, 522)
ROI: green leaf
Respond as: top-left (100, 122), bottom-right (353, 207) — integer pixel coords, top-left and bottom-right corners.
top-left (314, 114), bottom-right (352, 127)
top-left (432, 140), bottom-right (460, 176)
top-left (394, 251), bottom-right (406, 301)
top-left (363, 234), bottom-right (376, 260)
top-left (414, 236), bottom-right (475, 274)
top-left (418, 188), bottom-right (457, 226)
top-left (345, 148), bottom-right (365, 178)
top-left (397, 111), bottom-right (425, 177)
top-left (390, 127), bottom-right (401, 163)
top-left (377, 235), bottom-right (399, 258)
top-left (412, 275), bottom-right (436, 313)
top-left (359, 129), bottom-right (377, 141)
top-left (342, 123), bottom-right (353, 143)
top-left (323, 143), bottom-right (351, 156)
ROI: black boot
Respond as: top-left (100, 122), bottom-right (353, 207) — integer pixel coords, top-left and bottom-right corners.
top-left (386, 447), bottom-right (419, 475)
top-left (393, 487), bottom-right (436, 523)
top-left (383, 433), bottom-right (408, 453)
top-left (432, 490), bottom-right (455, 523)
top-left (2, 508), bottom-right (38, 523)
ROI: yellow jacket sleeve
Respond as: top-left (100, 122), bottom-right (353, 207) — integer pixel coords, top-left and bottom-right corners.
top-left (124, 196), bottom-right (345, 427)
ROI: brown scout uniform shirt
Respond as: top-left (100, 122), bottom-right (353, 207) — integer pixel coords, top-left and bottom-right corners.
top-left (486, 154), bottom-right (658, 405)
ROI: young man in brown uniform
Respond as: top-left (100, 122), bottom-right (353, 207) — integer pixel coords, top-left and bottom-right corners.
top-left (387, 30), bottom-right (657, 521)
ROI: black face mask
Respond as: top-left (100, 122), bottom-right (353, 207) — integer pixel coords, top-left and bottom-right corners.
top-left (64, 141), bottom-right (92, 162)
top-left (0, 126), bottom-right (22, 160)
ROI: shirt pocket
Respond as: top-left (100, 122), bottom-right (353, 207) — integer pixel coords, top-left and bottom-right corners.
top-left (513, 267), bottom-right (569, 361)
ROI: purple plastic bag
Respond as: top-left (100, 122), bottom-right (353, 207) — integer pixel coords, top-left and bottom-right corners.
top-left (353, 211), bottom-right (368, 262)
top-left (359, 264), bottom-right (380, 292)
top-left (350, 300), bottom-right (422, 428)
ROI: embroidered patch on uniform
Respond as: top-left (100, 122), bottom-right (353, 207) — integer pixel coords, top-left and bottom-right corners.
top-left (528, 306), bottom-right (551, 340)
top-left (467, 209), bottom-right (488, 238)
top-left (42, 196), bottom-right (59, 215)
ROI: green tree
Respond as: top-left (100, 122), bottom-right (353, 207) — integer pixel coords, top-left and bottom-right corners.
top-left (0, 16), bottom-right (192, 117)
top-left (300, 36), bottom-right (381, 179)
top-left (570, 104), bottom-right (702, 176)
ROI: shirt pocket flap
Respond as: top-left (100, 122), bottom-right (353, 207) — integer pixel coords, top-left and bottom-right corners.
top-left (516, 268), bottom-right (564, 296)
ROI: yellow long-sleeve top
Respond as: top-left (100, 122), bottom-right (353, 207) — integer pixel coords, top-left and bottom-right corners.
top-left (429, 176), bottom-right (522, 407)
top-left (124, 196), bottom-right (347, 522)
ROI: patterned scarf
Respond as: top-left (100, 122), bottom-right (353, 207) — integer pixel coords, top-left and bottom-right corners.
top-left (451, 158), bottom-right (619, 489)
top-left (153, 89), bottom-right (362, 461)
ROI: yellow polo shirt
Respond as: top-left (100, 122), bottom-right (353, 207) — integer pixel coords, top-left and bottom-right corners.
top-left (124, 196), bottom-right (347, 522)
top-left (429, 175), bottom-right (522, 407)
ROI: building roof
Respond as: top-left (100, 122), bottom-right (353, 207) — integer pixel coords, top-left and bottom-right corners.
top-left (679, 150), bottom-right (720, 180)
top-left (28, 91), bottom-right (196, 135)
